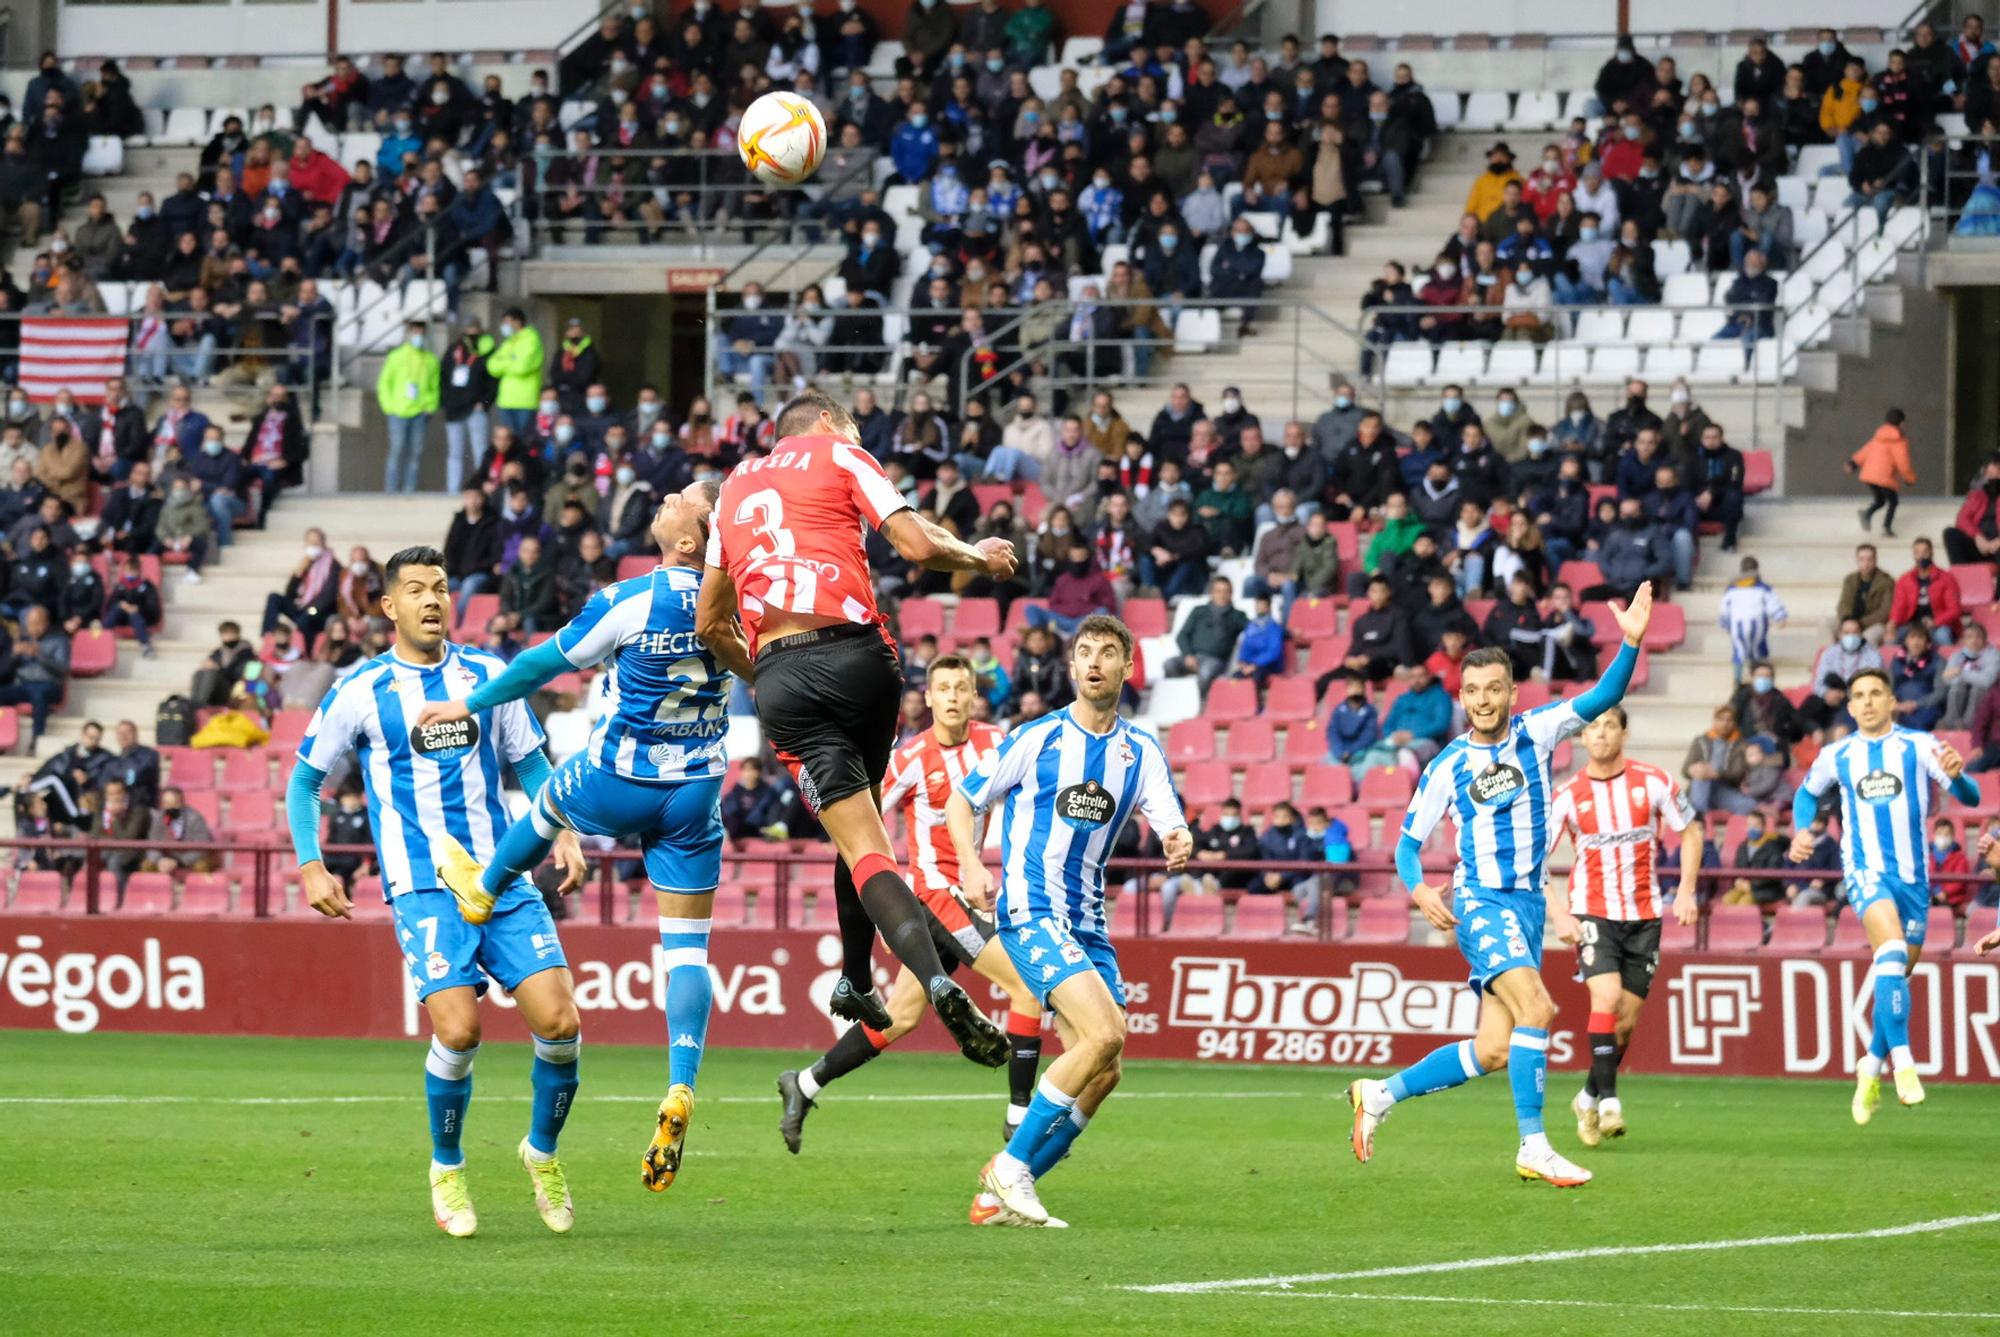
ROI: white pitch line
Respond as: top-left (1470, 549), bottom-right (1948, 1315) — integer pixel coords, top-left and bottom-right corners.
top-left (0, 1088), bottom-right (1311, 1108)
top-left (1122, 1212), bottom-right (2000, 1294)
top-left (1236, 1292), bottom-right (2000, 1323)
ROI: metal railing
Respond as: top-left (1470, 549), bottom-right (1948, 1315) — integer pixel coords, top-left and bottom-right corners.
top-left (8, 837), bottom-right (1992, 951)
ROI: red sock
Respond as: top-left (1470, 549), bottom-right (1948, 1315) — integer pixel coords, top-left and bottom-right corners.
top-left (1006, 1010), bottom-right (1041, 1037)
top-left (861, 1025), bottom-right (890, 1050)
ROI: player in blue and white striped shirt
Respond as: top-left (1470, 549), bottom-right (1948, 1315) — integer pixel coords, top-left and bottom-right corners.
top-left (944, 614), bottom-right (1192, 1227)
top-left (287, 546), bottom-right (585, 1240)
top-left (1789, 667), bottom-right (1978, 1120)
top-left (413, 482), bottom-right (729, 1194)
top-left (1348, 584), bottom-right (1655, 1190)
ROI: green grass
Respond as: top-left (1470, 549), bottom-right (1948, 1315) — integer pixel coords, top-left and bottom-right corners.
top-left (2, 1033), bottom-right (1995, 1335)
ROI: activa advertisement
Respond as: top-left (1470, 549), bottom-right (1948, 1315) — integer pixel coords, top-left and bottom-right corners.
top-left (2, 916), bottom-right (1996, 1081)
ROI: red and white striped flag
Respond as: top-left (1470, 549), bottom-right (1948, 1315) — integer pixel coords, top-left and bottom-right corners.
top-left (18, 317), bottom-right (128, 404)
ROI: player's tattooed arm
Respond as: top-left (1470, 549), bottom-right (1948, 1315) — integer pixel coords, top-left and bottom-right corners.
top-left (695, 563), bottom-right (756, 681)
top-left (881, 509), bottom-right (1018, 578)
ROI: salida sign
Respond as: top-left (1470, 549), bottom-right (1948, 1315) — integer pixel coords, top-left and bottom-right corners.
top-left (2, 916), bottom-right (1996, 1081)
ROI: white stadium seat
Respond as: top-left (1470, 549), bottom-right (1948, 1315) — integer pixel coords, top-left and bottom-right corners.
top-left (1428, 91), bottom-right (1463, 130)
top-left (864, 41), bottom-right (903, 79)
top-left (81, 137), bottom-right (124, 176)
top-left (1259, 244), bottom-right (1293, 284)
top-left (1506, 91), bottom-right (1561, 132)
top-left (1809, 179), bottom-right (1849, 216)
top-left (1684, 344), bottom-right (1738, 384)
top-left (1382, 342), bottom-right (1432, 387)
top-left (341, 132), bottom-right (382, 171)
top-left (1775, 176), bottom-right (1809, 213)
top-left (1651, 238), bottom-right (1690, 277)
top-left (1172, 308), bottom-right (1220, 353)
top-left (159, 108), bottom-right (207, 146)
top-left (1644, 345), bottom-right (1693, 379)
top-left (1661, 272), bottom-right (1710, 307)
top-left (1796, 144), bottom-right (1841, 178)
top-left (1795, 210), bottom-right (1830, 252)
top-left (1882, 207), bottom-right (1925, 250)
top-left (1060, 37), bottom-right (1104, 66)
top-left (1573, 309), bottom-right (1623, 345)
top-left (1590, 346), bottom-right (1642, 379)
top-left (1244, 212), bottom-right (1281, 240)
top-left (1682, 307), bottom-right (1728, 340)
top-left (1559, 90), bottom-right (1595, 123)
top-left (1540, 341), bottom-right (1591, 382)
top-left (1625, 309), bottom-right (1678, 346)
top-left (1458, 92), bottom-right (1511, 132)
top-left (1432, 342), bottom-right (1486, 384)
top-left (1484, 343), bottom-right (1539, 384)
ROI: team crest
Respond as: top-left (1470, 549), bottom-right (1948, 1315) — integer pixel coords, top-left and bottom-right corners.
top-left (425, 952), bottom-right (450, 981)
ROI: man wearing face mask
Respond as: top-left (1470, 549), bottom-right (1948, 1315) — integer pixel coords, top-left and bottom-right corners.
top-left (548, 317), bottom-right (600, 417)
top-left (1890, 536), bottom-right (1965, 646)
top-left (1592, 37), bottom-right (1654, 118)
top-left (1463, 141), bottom-right (1523, 219)
top-left (1814, 617), bottom-right (1884, 695)
top-left (1482, 388), bottom-right (1540, 464)
top-left (484, 307), bottom-right (544, 443)
top-left (1309, 378), bottom-right (1366, 462)
top-left (375, 319), bottom-right (438, 493)
top-left (890, 102), bottom-right (942, 185)
top-left (1949, 454), bottom-right (2000, 570)
top-left (598, 457), bottom-right (657, 561)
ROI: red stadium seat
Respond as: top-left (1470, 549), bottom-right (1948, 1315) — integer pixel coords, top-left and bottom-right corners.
top-left (897, 597), bottom-right (946, 640)
top-left (1224, 719), bottom-right (1276, 762)
top-left (1582, 601), bottom-right (1621, 646)
top-left (1228, 895), bottom-right (1289, 939)
top-left (1240, 762), bottom-right (1295, 812)
top-left (1764, 906), bottom-right (1828, 954)
top-left (9, 871), bottom-right (64, 912)
top-left (1556, 560), bottom-right (1604, 592)
top-left (711, 886), bottom-right (750, 928)
top-left (1350, 898), bottom-right (1413, 944)
top-left (1288, 598), bottom-right (1339, 642)
top-left (1263, 675), bottom-right (1318, 723)
top-left (1956, 564), bottom-right (1997, 608)
top-left (951, 597), bottom-right (1001, 640)
top-left (1926, 907), bottom-right (1959, 955)
top-left (1122, 597), bottom-right (1168, 638)
top-left (1830, 909), bottom-right (1873, 954)
top-left (183, 790), bottom-right (222, 831)
top-left (269, 709), bottom-right (313, 752)
top-left (217, 751), bottom-right (271, 793)
top-left (1705, 904), bottom-right (1766, 952)
top-left (349, 879), bottom-right (394, 918)
top-left (1283, 721), bottom-right (1327, 765)
top-left (1356, 767), bottom-right (1415, 810)
top-left (1181, 760), bottom-right (1236, 806)
top-left (1661, 913), bottom-right (1698, 953)
top-left (1167, 720), bottom-right (1217, 763)
top-left (1205, 678), bottom-right (1258, 722)
top-left (1163, 896), bottom-right (1225, 938)
top-left (1977, 771), bottom-right (2000, 811)
top-left (1464, 598), bottom-right (1496, 625)
top-left (1642, 603), bottom-right (1686, 652)
top-left (1741, 451), bottom-right (1774, 494)
top-left (458, 593), bottom-right (500, 632)
top-left (1302, 767), bottom-right (1355, 809)
top-left (176, 873), bottom-right (231, 915)
top-left (1018, 484), bottom-right (1048, 526)
top-left (166, 747), bottom-right (216, 792)
top-left (225, 790), bottom-right (276, 835)
top-left (616, 555), bottom-right (656, 581)
top-left (1004, 599), bottom-right (1046, 633)
top-left (1515, 681), bottom-right (1553, 711)
top-left (120, 873), bottom-right (175, 914)
top-left (68, 629), bottom-right (116, 677)
top-left (0, 708), bottom-right (19, 756)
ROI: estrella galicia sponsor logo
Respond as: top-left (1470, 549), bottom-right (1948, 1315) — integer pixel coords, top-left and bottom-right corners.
top-left (410, 716), bottom-right (480, 759)
top-left (1056, 780), bottom-right (1114, 827)
top-left (1857, 770), bottom-right (1904, 803)
top-left (1469, 762), bottom-right (1526, 805)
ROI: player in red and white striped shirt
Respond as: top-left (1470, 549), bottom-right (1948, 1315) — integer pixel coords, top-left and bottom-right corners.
top-left (1548, 705), bottom-right (1701, 1146)
top-left (776, 655), bottom-right (1045, 1155)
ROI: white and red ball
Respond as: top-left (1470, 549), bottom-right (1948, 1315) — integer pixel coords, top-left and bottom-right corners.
top-left (737, 91), bottom-right (828, 187)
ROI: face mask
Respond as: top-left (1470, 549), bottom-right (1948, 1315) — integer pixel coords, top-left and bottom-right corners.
top-left (49, 239), bottom-right (67, 254)
top-left (1617, 49), bottom-right (1633, 63)
top-left (350, 560), bottom-right (370, 575)
top-left (1622, 515), bottom-right (1648, 531)
top-left (1918, 555), bottom-right (1934, 569)
top-left (986, 58), bottom-right (1005, 73)
top-left (1160, 234), bottom-right (1179, 251)
top-left (1542, 156), bottom-right (1561, 171)
top-left (69, 561), bottom-right (89, 579)
top-left (859, 230), bottom-right (881, 249)
top-left (394, 119), bottom-right (413, 134)
top-left (1435, 262), bottom-right (1457, 280)
top-left (585, 395), bottom-right (607, 414)
top-left (500, 322), bottom-right (517, 338)
top-left (614, 465), bottom-right (636, 486)
top-left (1233, 232), bottom-right (1252, 248)
top-left (1698, 102), bottom-right (1717, 117)
top-left (540, 399), bottom-right (560, 415)
top-left (1527, 437), bottom-right (1548, 456)
top-left (1040, 172), bottom-right (1060, 190)
top-left (1860, 98), bottom-right (1878, 113)
top-left (1222, 396), bottom-right (1241, 414)
top-left (170, 487), bottom-right (187, 501)
top-left (1218, 816), bottom-right (1241, 832)
top-left (1579, 226), bottom-right (1599, 242)
top-left (1162, 109), bottom-right (1178, 124)
top-left (404, 333), bottom-right (423, 349)
top-left (1746, 825), bottom-right (1765, 842)
top-left (202, 438), bottom-right (224, 456)
top-left (136, 205), bottom-right (153, 220)
top-left (553, 424), bottom-right (575, 445)
top-left (1934, 836), bottom-right (1955, 853)
top-left (1567, 410), bottom-right (1587, 427)
top-left (431, 88), bottom-right (451, 106)
top-left (531, 82), bottom-right (549, 97)
top-left (911, 113), bottom-right (929, 129)
top-left (651, 431), bottom-right (672, 450)
top-left (1092, 175), bottom-right (1111, 191)
top-left (742, 294), bottom-right (763, 310)
top-left (304, 544), bottom-right (324, 560)
top-left (1442, 396), bottom-right (1461, 414)
top-left (1841, 633), bottom-right (1863, 652)
top-left (1622, 124), bottom-right (1641, 140)
top-left (1819, 40), bottom-right (1836, 57)
top-left (1752, 676), bottom-right (1774, 694)
top-left (693, 92), bottom-right (711, 107)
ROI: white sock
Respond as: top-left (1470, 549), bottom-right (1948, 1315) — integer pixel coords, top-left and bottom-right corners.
top-left (797, 1069), bottom-right (823, 1101)
top-left (994, 1150), bottom-right (1029, 1177)
top-left (1005, 1102), bottom-right (1028, 1127)
top-left (1890, 1045), bottom-right (1915, 1071)
top-left (1575, 1089), bottom-right (1599, 1111)
top-left (1520, 1131), bottom-right (1552, 1156)
top-left (431, 1158), bottom-right (463, 1176)
top-left (1599, 1096), bottom-right (1621, 1114)
top-left (523, 1143), bottom-right (554, 1164)
top-left (1858, 1055), bottom-right (1884, 1079)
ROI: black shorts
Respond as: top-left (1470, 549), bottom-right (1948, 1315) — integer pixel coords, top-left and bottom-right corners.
top-left (755, 621), bottom-right (903, 815)
top-left (926, 894), bottom-right (997, 975)
top-left (1578, 916), bottom-right (1663, 998)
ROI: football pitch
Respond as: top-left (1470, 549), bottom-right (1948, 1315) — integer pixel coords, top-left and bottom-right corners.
top-left (3, 1032), bottom-right (1995, 1336)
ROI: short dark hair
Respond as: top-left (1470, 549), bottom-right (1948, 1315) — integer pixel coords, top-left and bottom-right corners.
top-left (1461, 645), bottom-right (1514, 681)
top-left (1850, 667), bottom-right (1892, 693)
top-left (775, 387), bottom-right (858, 439)
top-left (928, 652), bottom-right (975, 683)
top-left (1070, 613), bottom-right (1134, 660)
top-left (1596, 704), bottom-right (1629, 728)
top-left (385, 545), bottom-right (447, 585)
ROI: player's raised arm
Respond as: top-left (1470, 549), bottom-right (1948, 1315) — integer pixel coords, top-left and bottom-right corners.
top-left (1922, 735), bottom-right (1982, 807)
top-left (881, 509), bottom-right (1018, 578)
top-left (1570, 583), bottom-right (1653, 724)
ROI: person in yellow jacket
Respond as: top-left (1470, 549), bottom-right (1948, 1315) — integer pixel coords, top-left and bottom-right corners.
top-left (1820, 58), bottom-right (1871, 176)
top-left (377, 318), bottom-right (440, 493)
top-left (484, 305), bottom-right (546, 442)
top-left (1463, 142), bottom-right (1525, 221)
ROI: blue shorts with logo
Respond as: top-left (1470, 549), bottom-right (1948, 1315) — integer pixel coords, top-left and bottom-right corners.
top-left (544, 755), bottom-right (724, 893)
top-left (391, 884), bottom-right (567, 1001)
top-left (1844, 870), bottom-right (1932, 947)
top-left (1000, 914), bottom-right (1127, 1010)
top-left (1454, 881), bottom-right (1545, 993)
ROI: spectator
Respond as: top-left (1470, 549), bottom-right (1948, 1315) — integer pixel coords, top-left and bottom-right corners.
top-left (1847, 119), bottom-right (1917, 219)
top-left (34, 413), bottom-right (87, 513)
top-left (1933, 817), bottom-right (1976, 917)
top-left (1690, 422), bottom-right (1745, 552)
top-left (1231, 594), bottom-right (1285, 685)
top-left (155, 475), bottom-right (214, 585)
top-left (1836, 542), bottom-right (1895, 645)
top-left (1484, 573), bottom-right (1548, 680)
top-left (1353, 662), bottom-right (1452, 771)
top-left (261, 527), bottom-right (337, 643)
top-left (1009, 624), bottom-right (1072, 713)
top-left (1944, 621), bottom-right (2000, 731)
top-left (92, 779), bottom-right (150, 892)
top-left (1551, 390), bottom-right (1608, 481)
top-left (183, 423), bottom-right (249, 548)
top-left (1733, 181), bottom-right (1793, 269)
top-left (1891, 536), bottom-right (1964, 645)
top-left (1245, 489), bottom-right (1306, 609)
top-left (1730, 660), bottom-right (1807, 757)
top-left (484, 307), bottom-right (544, 441)
top-left (498, 534), bottom-right (560, 633)
top-left (1683, 704), bottom-right (1754, 814)
top-left (1537, 583), bottom-right (1599, 682)
top-left (1947, 455), bottom-right (2000, 569)
top-left (1024, 541), bottom-right (1117, 637)
top-left (1717, 556), bottom-right (1788, 683)
top-left (1342, 575), bottom-right (1411, 684)
top-left (1162, 797), bottom-right (1259, 927)
top-left (1144, 495), bottom-right (1212, 598)
top-left (56, 547), bottom-right (103, 638)
top-left (442, 485), bottom-right (500, 619)
top-left (720, 757), bottom-right (794, 842)
top-left (1891, 624), bottom-right (1947, 730)
top-left (1715, 247), bottom-right (1777, 347)
top-left (1172, 575), bottom-right (1248, 693)
top-left (1325, 676), bottom-right (1379, 767)
top-left (1588, 497), bottom-right (1674, 600)
top-left (376, 322), bottom-right (438, 493)
top-left (1194, 458), bottom-right (1254, 556)
top-left (1813, 618), bottom-right (1883, 692)
top-left (1253, 801), bottom-right (1318, 929)
top-left (188, 620), bottom-right (254, 708)
top-left (312, 782), bottom-right (370, 885)
top-left (1721, 808), bottom-right (1790, 908)
top-left (99, 553), bottom-right (160, 658)
top-left (0, 603), bottom-right (66, 751)
top-left (1464, 141), bottom-right (1522, 219)
top-left (1850, 408), bottom-right (1917, 538)
top-left (439, 320), bottom-right (494, 495)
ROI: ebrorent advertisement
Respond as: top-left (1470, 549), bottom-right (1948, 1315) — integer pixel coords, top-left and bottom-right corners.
top-left (3, 916), bottom-right (1998, 1080)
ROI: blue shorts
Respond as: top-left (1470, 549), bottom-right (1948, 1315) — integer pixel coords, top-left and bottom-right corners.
top-left (1844, 871), bottom-right (1932, 947)
top-left (544, 756), bottom-right (724, 893)
top-left (1454, 882), bottom-right (1544, 994)
top-left (1000, 915), bottom-right (1126, 1010)
top-left (391, 884), bottom-right (567, 1002)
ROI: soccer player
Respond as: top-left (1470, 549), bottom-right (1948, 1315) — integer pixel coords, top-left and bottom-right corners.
top-left (1548, 706), bottom-right (1701, 1146)
top-left (1788, 667), bottom-right (1978, 1120)
top-left (412, 482), bottom-right (729, 1193)
top-left (286, 546), bottom-right (586, 1239)
top-left (696, 388), bottom-right (1011, 1066)
top-left (777, 653), bottom-right (1046, 1151)
top-left (946, 615), bottom-right (1193, 1227)
top-left (1347, 584), bottom-right (1654, 1188)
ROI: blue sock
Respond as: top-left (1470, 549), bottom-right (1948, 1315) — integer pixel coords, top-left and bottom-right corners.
top-left (1029, 1107), bottom-right (1089, 1178)
top-left (424, 1037), bottom-right (476, 1168)
top-left (1508, 1027), bottom-right (1549, 1138)
top-left (481, 798), bottom-right (559, 897)
top-left (1873, 939), bottom-right (1911, 1057)
top-left (527, 1034), bottom-right (580, 1156)
top-left (1002, 1077), bottom-right (1076, 1168)
top-left (1385, 1039), bottom-right (1486, 1103)
top-left (661, 915), bottom-right (714, 1090)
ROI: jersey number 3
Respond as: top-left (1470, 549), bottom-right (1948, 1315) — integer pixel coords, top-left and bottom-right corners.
top-left (736, 488), bottom-right (818, 613)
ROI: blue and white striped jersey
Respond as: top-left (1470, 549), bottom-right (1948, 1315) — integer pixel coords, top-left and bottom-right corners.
top-left (1400, 700), bottom-right (1586, 894)
top-left (956, 707), bottom-right (1186, 934)
top-left (554, 565), bottom-right (728, 784)
top-left (1799, 727), bottom-right (1956, 889)
top-left (298, 644), bottom-right (546, 899)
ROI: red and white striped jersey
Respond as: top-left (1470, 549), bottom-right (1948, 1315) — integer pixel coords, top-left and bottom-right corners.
top-left (1550, 760), bottom-right (1695, 919)
top-left (882, 721), bottom-right (1004, 895)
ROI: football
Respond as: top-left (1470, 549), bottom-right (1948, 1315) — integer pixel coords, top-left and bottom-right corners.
top-left (737, 91), bottom-right (827, 187)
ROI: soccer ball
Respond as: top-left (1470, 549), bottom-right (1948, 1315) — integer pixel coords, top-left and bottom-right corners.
top-left (737, 92), bottom-right (827, 187)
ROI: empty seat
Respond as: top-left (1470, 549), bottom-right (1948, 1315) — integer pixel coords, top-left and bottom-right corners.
top-left (1645, 346), bottom-right (1694, 379)
top-left (1301, 767), bottom-right (1354, 809)
top-left (1163, 896), bottom-right (1224, 938)
top-left (1507, 90), bottom-right (1562, 131)
top-left (1459, 91), bottom-right (1511, 131)
top-left (1205, 678), bottom-right (1258, 722)
top-left (1350, 898), bottom-right (1413, 944)
top-left (1764, 906), bottom-right (1828, 954)
top-left (1830, 909), bottom-right (1873, 954)
top-left (1484, 343), bottom-right (1539, 383)
top-left (1574, 309), bottom-right (1624, 344)
top-left (1431, 342), bottom-right (1486, 383)
top-left (1226, 719), bottom-right (1276, 763)
top-left (69, 629), bottom-right (116, 677)
top-left (1428, 91), bottom-right (1464, 129)
top-left (1651, 238), bottom-right (1692, 277)
top-left (1181, 760), bottom-right (1235, 807)
top-left (1590, 345), bottom-right (1643, 379)
top-left (1357, 767), bottom-right (1415, 810)
top-left (159, 107), bottom-right (209, 145)
top-left (1706, 904), bottom-right (1766, 952)
top-left (217, 751), bottom-right (270, 793)
top-left (1123, 597), bottom-right (1168, 638)
top-left (120, 873), bottom-right (175, 914)
top-left (1263, 676), bottom-right (1318, 723)
top-left (1240, 762), bottom-right (1294, 812)
top-left (1661, 271), bottom-right (1711, 308)
top-left (167, 748), bottom-right (216, 791)
top-left (177, 873), bottom-right (231, 915)
top-left (1167, 719), bottom-right (1217, 763)
top-left (10, 871), bottom-right (64, 912)
top-left (1228, 895), bottom-right (1290, 939)
top-left (1382, 342), bottom-right (1432, 387)
top-left (1625, 309), bottom-right (1678, 345)
top-left (1796, 143), bottom-right (1841, 178)
top-left (1774, 175), bottom-right (1810, 212)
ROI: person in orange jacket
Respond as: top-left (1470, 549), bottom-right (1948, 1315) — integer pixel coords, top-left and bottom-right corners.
top-left (1849, 407), bottom-right (1917, 537)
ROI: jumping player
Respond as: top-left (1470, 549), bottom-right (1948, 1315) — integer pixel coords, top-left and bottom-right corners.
top-left (1788, 667), bottom-right (1978, 1121)
top-left (776, 654), bottom-right (1046, 1151)
top-left (413, 482), bottom-right (729, 1193)
top-left (286, 546), bottom-right (586, 1238)
top-left (696, 388), bottom-right (1010, 1066)
top-left (1548, 706), bottom-right (1701, 1146)
top-left (1348, 584), bottom-right (1654, 1188)
top-left (946, 615), bottom-right (1193, 1227)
